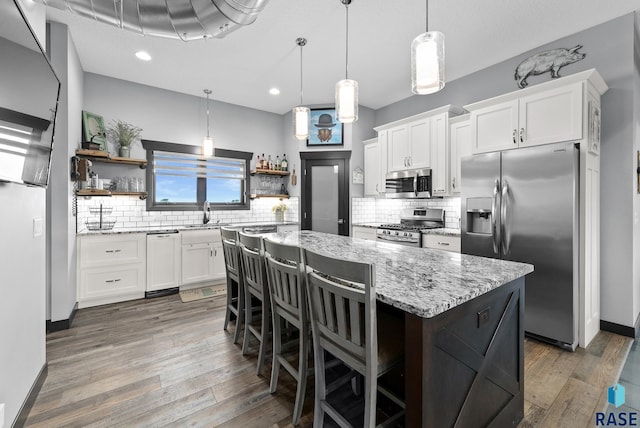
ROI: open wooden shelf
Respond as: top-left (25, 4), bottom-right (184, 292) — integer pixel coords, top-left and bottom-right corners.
top-left (250, 194), bottom-right (289, 199)
top-left (250, 169), bottom-right (289, 176)
top-left (75, 149), bottom-right (147, 168)
top-left (76, 190), bottom-right (147, 199)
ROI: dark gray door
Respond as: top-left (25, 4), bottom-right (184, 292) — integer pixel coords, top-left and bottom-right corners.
top-left (300, 152), bottom-right (350, 236)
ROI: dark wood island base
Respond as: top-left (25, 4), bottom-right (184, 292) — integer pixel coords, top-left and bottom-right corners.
top-left (405, 277), bottom-right (525, 427)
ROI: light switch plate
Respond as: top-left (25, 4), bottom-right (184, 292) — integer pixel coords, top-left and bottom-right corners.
top-left (33, 218), bottom-right (43, 237)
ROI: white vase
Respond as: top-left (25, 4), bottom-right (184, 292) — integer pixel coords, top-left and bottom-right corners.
top-left (275, 211), bottom-right (284, 223)
top-left (119, 146), bottom-right (130, 157)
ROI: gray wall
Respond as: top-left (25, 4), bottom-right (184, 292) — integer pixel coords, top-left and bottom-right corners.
top-left (48, 22), bottom-right (83, 323)
top-left (376, 13), bottom-right (639, 329)
top-left (83, 73), bottom-right (284, 159)
top-left (0, 2), bottom-right (47, 425)
top-left (282, 105), bottom-right (376, 223)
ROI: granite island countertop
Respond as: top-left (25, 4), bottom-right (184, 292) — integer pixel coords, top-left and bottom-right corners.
top-left (264, 230), bottom-right (533, 319)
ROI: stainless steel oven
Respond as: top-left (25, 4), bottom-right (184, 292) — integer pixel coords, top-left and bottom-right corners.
top-left (376, 208), bottom-right (445, 247)
top-left (385, 168), bottom-right (432, 198)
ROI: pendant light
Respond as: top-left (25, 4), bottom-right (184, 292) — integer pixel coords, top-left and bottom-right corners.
top-left (335, 0), bottom-right (358, 123)
top-left (411, 0), bottom-right (445, 94)
top-left (293, 37), bottom-right (310, 140)
top-left (202, 89), bottom-right (214, 156)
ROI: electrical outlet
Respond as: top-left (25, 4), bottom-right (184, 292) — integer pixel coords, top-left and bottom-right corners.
top-left (33, 218), bottom-right (43, 237)
top-left (1, 402), bottom-right (5, 428)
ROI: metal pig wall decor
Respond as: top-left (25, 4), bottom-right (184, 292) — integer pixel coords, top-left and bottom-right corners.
top-left (514, 45), bottom-right (586, 89)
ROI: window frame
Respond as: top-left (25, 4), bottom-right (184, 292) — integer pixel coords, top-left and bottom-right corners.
top-left (142, 139), bottom-right (252, 211)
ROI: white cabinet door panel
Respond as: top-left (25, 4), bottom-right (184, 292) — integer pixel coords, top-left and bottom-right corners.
top-left (519, 83), bottom-right (582, 147)
top-left (146, 234), bottom-right (181, 291)
top-left (471, 100), bottom-right (519, 154)
top-left (408, 119), bottom-right (430, 168)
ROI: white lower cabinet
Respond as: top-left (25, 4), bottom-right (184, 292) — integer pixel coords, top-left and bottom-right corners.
top-left (422, 234), bottom-right (461, 252)
top-left (146, 233), bottom-right (181, 292)
top-left (180, 229), bottom-right (225, 287)
top-left (353, 226), bottom-right (377, 241)
top-left (77, 233), bottom-right (146, 308)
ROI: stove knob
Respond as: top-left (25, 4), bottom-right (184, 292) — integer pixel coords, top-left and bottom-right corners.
top-left (404, 232), bottom-right (408, 237)
top-left (394, 231), bottom-right (399, 236)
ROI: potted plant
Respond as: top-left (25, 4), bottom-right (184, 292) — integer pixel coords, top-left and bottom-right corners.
top-left (272, 202), bottom-right (287, 223)
top-left (106, 119), bottom-right (142, 158)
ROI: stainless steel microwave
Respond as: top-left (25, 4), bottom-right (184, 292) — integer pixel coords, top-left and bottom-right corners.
top-left (385, 168), bottom-right (432, 198)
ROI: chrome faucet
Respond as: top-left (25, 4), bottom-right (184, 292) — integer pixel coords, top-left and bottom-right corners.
top-left (203, 200), bottom-right (211, 224)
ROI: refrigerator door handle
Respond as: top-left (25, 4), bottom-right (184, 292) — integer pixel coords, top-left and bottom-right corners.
top-left (491, 178), bottom-right (500, 255)
top-left (501, 179), bottom-right (511, 255)
top-left (414, 173), bottom-right (418, 197)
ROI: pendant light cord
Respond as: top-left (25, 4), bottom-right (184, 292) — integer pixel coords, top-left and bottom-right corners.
top-left (204, 89), bottom-right (212, 138)
top-left (425, 0), bottom-right (429, 32)
top-left (345, 1), bottom-right (349, 80)
top-left (300, 40), bottom-right (304, 106)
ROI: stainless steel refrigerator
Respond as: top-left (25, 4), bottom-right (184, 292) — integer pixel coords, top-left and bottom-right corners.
top-left (461, 142), bottom-right (579, 350)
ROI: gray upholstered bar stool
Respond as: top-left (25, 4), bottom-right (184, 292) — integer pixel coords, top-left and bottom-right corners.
top-left (303, 249), bottom-right (405, 428)
top-left (263, 238), bottom-right (312, 426)
top-left (238, 231), bottom-right (271, 375)
top-left (220, 227), bottom-right (245, 344)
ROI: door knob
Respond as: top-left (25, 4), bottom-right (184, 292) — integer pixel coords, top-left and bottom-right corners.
top-left (337, 219), bottom-right (345, 224)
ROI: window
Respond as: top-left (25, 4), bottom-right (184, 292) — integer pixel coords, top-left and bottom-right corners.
top-left (142, 140), bottom-right (251, 211)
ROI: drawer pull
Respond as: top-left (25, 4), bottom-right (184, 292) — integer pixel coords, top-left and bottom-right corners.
top-left (105, 249), bottom-right (122, 253)
top-left (105, 278), bottom-right (122, 284)
top-left (437, 242), bottom-right (450, 246)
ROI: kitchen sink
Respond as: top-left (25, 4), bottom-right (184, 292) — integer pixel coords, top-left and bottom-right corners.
top-left (182, 223), bottom-right (230, 229)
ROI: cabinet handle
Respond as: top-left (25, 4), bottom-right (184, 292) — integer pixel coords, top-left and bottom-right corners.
top-left (105, 249), bottom-right (122, 253)
top-left (452, 177), bottom-right (456, 189)
top-left (437, 242), bottom-right (450, 246)
top-left (403, 157), bottom-right (407, 167)
top-left (375, 183), bottom-right (379, 192)
top-left (408, 156), bottom-right (412, 166)
top-left (214, 248), bottom-right (217, 257)
top-left (519, 128), bottom-right (525, 143)
top-left (105, 278), bottom-right (122, 284)
top-left (512, 129), bottom-right (517, 144)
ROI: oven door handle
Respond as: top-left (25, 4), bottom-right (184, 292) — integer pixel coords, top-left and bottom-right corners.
top-left (376, 235), bottom-right (418, 245)
top-left (414, 173), bottom-right (418, 197)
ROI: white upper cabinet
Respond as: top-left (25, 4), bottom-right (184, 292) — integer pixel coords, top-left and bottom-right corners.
top-left (363, 137), bottom-right (385, 196)
top-left (449, 114), bottom-right (471, 195)
top-left (430, 113), bottom-right (448, 195)
top-left (387, 125), bottom-right (409, 171)
top-left (376, 106), bottom-right (464, 178)
top-left (407, 118), bottom-right (431, 169)
top-left (467, 82), bottom-right (583, 154)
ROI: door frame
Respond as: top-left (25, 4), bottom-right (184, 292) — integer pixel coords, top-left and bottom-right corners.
top-left (300, 151), bottom-right (351, 236)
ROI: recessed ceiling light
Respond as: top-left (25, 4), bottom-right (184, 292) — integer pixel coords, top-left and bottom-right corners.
top-left (269, 87), bottom-right (280, 95)
top-left (135, 51), bottom-right (152, 61)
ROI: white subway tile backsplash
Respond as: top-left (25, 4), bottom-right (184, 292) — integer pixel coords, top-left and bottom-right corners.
top-left (351, 197), bottom-right (461, 230)
top-left (77, 196), bottom-right (300, 232)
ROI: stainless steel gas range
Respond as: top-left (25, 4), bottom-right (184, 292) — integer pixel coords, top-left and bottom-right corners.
top-left (376, 208), bottom-right (444, 247)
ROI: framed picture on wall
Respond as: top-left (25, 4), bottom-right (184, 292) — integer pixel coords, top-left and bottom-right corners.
top-left (82, 110), bottom-right (107, 151)
top-left (307, 108), bottom-right (344, 146)
top-left (588, 101), bottom-right (600, 155)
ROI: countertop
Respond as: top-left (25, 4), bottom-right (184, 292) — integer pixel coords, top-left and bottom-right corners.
top-left (263, 230), bottom-right (533, 319)
top-left (78, 221), bottom-right (299, 236)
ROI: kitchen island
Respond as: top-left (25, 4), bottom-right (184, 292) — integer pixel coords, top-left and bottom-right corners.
top-left (264, 230), bottom-right (533, 427)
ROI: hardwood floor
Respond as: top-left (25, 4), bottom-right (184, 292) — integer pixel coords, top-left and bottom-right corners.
top-left (25, 294), bottom-right (632, 427)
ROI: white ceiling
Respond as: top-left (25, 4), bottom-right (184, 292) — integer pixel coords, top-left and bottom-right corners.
top-left (44, 0), bottom-right (640, 115)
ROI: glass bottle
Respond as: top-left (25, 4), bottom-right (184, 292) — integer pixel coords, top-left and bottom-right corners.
top-left (267, 155), bottom-right (273, 170)
top-left (281, 154), bottom-right (288, 172)
top-left (255, 154), bottom-right (260, 170)
top-left (260, 153), bottom-right (266, 169)
top-left (275, 155), bottom-right (280, 171)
